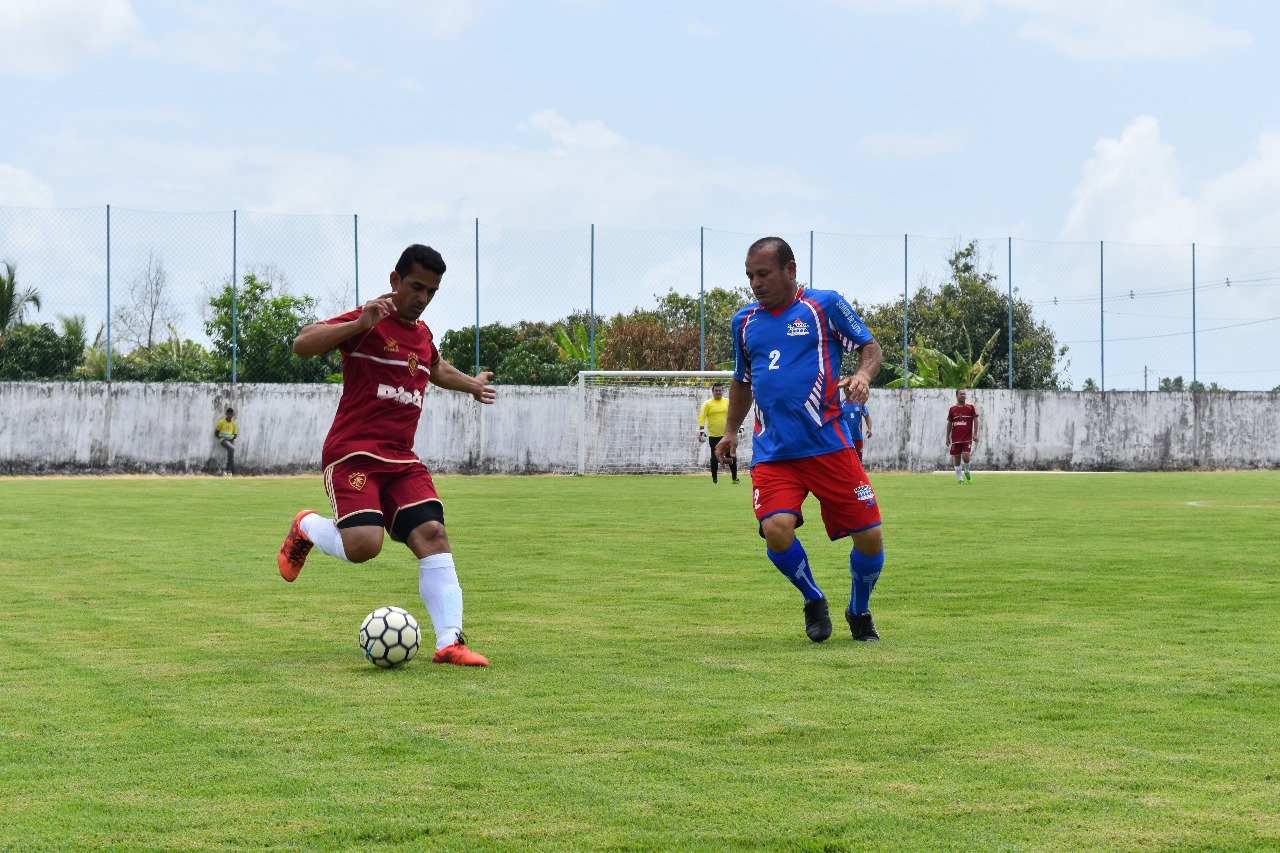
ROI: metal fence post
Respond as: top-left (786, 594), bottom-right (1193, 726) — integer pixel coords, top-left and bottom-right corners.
top-left (1099, 240), bottom-right (1104, 393)
top-left (354, 213), bottom-right (359, 305)
top-left (1192, 242), bottom-right (1197, 389)
top-left (902, 234), bottom-right (909, 391)
top-left (699, 226), bottom-right (705, 371)
top-left (474, 217), bottom-right (480, 375)
top-left (1008, 236), bottom-right (1013, 390)
top-left (590, 223), bottom-right (596, 370)
top-left (809, 229), bottom-right (814, 287)
top-left (105, 204), bottom-right (112, 383)
top-left (232, 210), bottom-right (238, 384)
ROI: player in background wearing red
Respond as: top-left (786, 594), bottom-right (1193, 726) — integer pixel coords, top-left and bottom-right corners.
top-left (716, 237), bottom-right (886, 643)
top-left (277, 244), bottom-right (496, 666)
top-left (946, 388), bottom-right (979, 484)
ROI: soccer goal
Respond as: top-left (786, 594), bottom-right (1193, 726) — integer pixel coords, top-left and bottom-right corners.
top-left (569, 370), bottom-right (750, 475)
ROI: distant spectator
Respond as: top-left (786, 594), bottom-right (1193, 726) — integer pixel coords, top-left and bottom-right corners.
top-left (214, 407), bottom-right (238, 476)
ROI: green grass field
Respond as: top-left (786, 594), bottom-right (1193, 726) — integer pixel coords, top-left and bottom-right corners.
top-left (2, 472), bottom-right (1279, 852)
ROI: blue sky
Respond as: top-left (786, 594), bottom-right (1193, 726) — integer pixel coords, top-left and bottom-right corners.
top-left (4, 0), bottom-right (1278, 240)
top-left (3, 0), bottom-right (1279, 388)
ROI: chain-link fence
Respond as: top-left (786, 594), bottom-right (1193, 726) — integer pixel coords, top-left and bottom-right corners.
top-left (2, 205), bottom-right (1278, 391)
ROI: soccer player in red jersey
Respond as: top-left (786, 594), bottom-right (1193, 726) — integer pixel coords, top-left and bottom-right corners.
top-left (716, 237), bottom-right (886, 643)
top-left (946, 388), bottom-right (979, 484)
top-left (277, 244), bottom-right (496, 667)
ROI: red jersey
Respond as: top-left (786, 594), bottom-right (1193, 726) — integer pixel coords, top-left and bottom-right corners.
top-left (947, 404), bottom-right (978, 443)
top-left (320, 309), bottom-right (440, 468)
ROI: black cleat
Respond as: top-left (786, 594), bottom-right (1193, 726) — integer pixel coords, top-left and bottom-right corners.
top-left (803, 598), bottom-right (832, 642)
top-left (846, 609), bottom-right (880, 642)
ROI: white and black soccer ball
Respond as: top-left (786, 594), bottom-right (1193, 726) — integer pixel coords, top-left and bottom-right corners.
top-left (358, 605), bottom-right (421, 668)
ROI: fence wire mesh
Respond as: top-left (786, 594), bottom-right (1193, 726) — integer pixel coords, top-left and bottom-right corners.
top-left (2, 205), bottom-right (1278, 391)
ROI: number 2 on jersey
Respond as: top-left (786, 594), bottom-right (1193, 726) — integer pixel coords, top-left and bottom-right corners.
top-left (768, 349), bottom-right (781, 370)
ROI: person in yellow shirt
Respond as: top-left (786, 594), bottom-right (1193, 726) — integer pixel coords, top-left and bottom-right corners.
top-left (214, 407), bottom-right (238, 476)
top-left (697, 382), bottom-right (739, 484)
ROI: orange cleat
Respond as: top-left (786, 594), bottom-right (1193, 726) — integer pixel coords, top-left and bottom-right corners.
top-left (278, 510), bottom-right (316, 582)
top-left (431, 634), bottom-right (490, 667)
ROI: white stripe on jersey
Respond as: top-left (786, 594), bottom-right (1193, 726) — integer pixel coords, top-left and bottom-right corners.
top-left (799, 298), bottom-right (828, 426)
top-left (350, 351), bottom-right (409, 368)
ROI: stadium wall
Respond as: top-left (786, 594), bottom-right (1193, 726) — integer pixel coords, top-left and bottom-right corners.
top-left (1, 382), bottom-right (1278, 474)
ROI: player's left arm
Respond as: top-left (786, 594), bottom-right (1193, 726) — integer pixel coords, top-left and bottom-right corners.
top-left (839, 340), bottom-right (882, 404)
top-left (971, 406), bottom-right (979, 444)
top-left (429, 358), bottom-right (496, 404)
top-left (863, 409), bottom-right (872, 439)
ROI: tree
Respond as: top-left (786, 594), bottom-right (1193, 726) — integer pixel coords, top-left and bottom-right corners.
top-left (0, 261), bottom-right (41, 345)
top-left (0, 322), bottom-right (83, 379)
top-left (649, 287), bottom-right (753, 369)
top-left (1081, 378), bottom-right (1099, 392)
top-left (853, 241), bottom-right (1067, 390)
top-left (886, 331), bottom-right (1000, 388)
top-left (204, 271), bottom-right (337, 382)
top-left (1158, 376), bottom-right (1185, 392)
top-left (598, 309), bottom-right (704, 371)
top-left (114, 250), bottom-right (179, 350)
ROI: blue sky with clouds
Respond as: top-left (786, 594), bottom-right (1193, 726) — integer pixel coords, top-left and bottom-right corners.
top-left (3, 1), bottom-right (1279, 389)
top-left (5, 0), bottom-right (1278, 241)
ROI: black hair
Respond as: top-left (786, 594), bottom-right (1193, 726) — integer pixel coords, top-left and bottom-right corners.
top-left (395, 244), bottom-right (447, 278)
top-left (747, 236), bottom-right (795, 269)
top-left (226, 407), bottom-right (235, 415)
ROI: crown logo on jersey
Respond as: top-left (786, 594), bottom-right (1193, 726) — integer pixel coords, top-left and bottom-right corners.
top-left (348, 472), bottom-right (367, 491)
top-left (384, 339), bottom-right (399, 353)
top-left (786, 319), bottom-right (810, 337)
top-left (407, 352), bottom-right (419, 376)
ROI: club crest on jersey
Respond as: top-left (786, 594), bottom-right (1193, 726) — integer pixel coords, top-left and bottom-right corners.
top-left (407, 351), bottom-right (419, 376)
top-left (855, 483), bottom-right (876, 506)
top-left (348, 472), bottom-right (367, 491)
top-left (383, 338), bottom-right (399, 353)
top-left (786, 318), bottom-right (810, 337)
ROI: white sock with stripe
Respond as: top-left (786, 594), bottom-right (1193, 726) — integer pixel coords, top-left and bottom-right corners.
top-left (300, 513), bottom-right (348, 561)
top-left (418, 553), bottom-right (463, 649)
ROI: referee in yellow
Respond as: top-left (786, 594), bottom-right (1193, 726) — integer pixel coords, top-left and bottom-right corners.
top-left (697, 382), bottom-right (739, 484)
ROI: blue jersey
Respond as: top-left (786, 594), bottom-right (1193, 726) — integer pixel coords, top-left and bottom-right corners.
top-left (841, 400), bottom-right (869, 441)
top-left (731, 287), bottom-right (875, 464)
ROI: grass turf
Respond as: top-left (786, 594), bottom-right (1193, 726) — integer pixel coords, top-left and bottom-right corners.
top-left (1, 472), bottom-right (1278, 851)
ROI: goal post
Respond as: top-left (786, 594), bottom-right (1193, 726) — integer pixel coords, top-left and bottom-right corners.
top-left (573, 370), bottom-right (747, 475)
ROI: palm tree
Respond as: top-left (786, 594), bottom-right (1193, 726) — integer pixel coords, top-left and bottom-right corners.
top-left (0, 261), bottom-right (42, 345)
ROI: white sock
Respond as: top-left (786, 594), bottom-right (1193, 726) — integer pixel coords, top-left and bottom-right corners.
top-left (955, 465), bottom-right (963, 482)
top-left (300, 513), bottom-right (348, 561)
top-left (418, 553), bottom-right (463, 649)
top-left (964, 462), bottom-right (971, 475)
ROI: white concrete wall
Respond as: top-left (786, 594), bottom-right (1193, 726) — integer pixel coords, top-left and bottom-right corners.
top-left (1, 382), bottom-right (1277, 474)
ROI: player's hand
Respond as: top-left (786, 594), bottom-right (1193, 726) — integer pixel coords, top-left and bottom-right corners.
top-left (358, 293), bottom-right (397, 329)
top-left (839, 373), bottom-right (870, 404)
top-left (715, 434), bottom-right (738, 465)
top-left (472, 371), bottom-right (496, 404)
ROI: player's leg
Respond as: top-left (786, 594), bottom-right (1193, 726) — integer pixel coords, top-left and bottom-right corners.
top-left (950, 449), bottom-right (964, 483)
top-left (278, 459), bottom-right (385, 581)
top-left (809, 449), bottom-right (884, 641)
top-left (221, 438), bottom-right (235, 476)
top-left (708, 436), bottom-right (721, 483)
top-left (962, 448), bottom-right (973, 482)
top-left (754, 461), bottom-right (830, 642)
top-left (387, 466), bottom-right (488, 666)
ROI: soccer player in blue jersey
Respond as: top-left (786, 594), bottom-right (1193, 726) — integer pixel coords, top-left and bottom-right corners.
top-left (715, 237), bottom-right (886, 642)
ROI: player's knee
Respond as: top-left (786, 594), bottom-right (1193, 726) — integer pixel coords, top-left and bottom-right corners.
top-left (760, 514), bottom-right (798, 550)
top-left (852, 526), bottom-right (882, 556)
top-left (340, 526), bottom-right (384, 563)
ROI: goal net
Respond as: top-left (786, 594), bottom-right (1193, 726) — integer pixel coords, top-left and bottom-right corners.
top-left (564, 371), bottom-right (753, 475)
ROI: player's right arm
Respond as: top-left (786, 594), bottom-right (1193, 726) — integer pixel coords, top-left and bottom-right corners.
top-left (292, 294), bottom-right (396, 357)
top-left (697, 401), bottom-right (709, 441)
top-left (715, 379), bottom-right (753, 464)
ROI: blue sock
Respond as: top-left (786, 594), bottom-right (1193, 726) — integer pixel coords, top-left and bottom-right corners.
top-left (849, 548), bottom-right (884, 614)
top-left (767, 538), bottom-right (823, 601)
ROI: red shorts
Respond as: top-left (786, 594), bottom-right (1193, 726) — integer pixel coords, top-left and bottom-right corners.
top-left (324, 455), bottom-right (441, 535)
top-left (949, 441), bottom-right (972, 456)
top-left (853, 439), bottom-right (865, 461)
top-left (751, 448), bottom-right (881, 540)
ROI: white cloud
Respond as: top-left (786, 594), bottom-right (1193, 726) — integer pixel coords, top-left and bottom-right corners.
top-left (1061, 116), bottom-right (1280, 245)
top-left (0, 0), bottom-right (138, 76)
top-left (856, 129), bottom-right (965, 159)
top-left (522, 110), bottom-right (628, 154)
top-left (825, 0), bottom-right (1251, 61)
top-left (0, 165), bottom-right (56, 207)
top-left (1005, 0), bottom-right (1252, 61)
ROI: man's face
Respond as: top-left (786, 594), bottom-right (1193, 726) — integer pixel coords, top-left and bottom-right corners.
top-left (389, 263), bottom-right (442, 321)
top-left (712, 385), bottom-right (724, 399)
top-left (956, 390), bottom-right (967, 405)
top-left (745, 247), bottom-right (798, 311)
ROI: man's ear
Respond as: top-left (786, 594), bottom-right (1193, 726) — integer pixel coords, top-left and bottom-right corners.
top-left (389, 271), bottom-right (401, 291)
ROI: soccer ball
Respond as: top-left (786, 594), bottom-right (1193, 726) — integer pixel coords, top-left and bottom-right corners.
top-left (358, 606), bottom-right (421, 668)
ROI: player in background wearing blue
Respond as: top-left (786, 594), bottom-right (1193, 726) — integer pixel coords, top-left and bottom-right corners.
top-left (840, 388), bottom-right (872, 463)
top-left (715, 237), bottom-right (886, 642)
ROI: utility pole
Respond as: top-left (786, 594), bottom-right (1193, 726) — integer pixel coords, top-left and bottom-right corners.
top-left (1144, 366), bottom-right (1148, 392)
